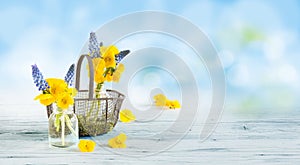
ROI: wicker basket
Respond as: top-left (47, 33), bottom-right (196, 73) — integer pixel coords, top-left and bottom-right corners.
top-left (46, 54), bottom-right (125, 137)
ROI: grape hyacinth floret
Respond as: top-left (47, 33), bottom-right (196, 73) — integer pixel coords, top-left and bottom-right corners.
top-left (64, 64), bottom-right (75, 86)
top-left (31, 64), bottom-right (49, 91)
top-left (89, 32), bottom-right (100, 58)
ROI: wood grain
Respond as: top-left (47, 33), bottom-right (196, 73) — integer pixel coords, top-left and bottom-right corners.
top-left (0, 105), bottom-right (299, 164)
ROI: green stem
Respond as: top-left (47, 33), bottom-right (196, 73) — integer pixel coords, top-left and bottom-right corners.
top-left (87, 101), bottom-right (96, 119)
top-left (94, 100), bottom-right (101, 123)
top-left (94, 83), bottom-right (103, 122)
top-left (103, 67), bottom-right (115, 77)
top-left (86, 83), bottom-right (102, 119)
top-left (95, 83), bottom-right (103, 99)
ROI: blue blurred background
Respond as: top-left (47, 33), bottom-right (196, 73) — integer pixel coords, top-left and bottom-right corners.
top-left (1, 0), bottom-right (300, 115)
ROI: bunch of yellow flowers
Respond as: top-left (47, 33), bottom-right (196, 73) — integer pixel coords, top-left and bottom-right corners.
top-left (32, 64), bottom-right (77, 110)
top-left (34, 78), bottom-right (77, 110)
top-left (88, 32), bottom-right (129, 98)
top-left (92, 45), bottom-right (125, 85)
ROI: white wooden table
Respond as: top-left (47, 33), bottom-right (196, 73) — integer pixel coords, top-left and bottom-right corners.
top-left (0, 104), bottom-right (299, 164)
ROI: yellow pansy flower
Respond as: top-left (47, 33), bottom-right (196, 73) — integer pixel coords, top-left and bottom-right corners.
top-left (166, 100), bottom-right (181, 109)
top-left (101, 46), bottom-right (119, 68)
top-left (78, 139), bottom-right (96, 152)
top-left (103, 53), bottom-right (116, 68)
top-left (119, 109), bottom-right (136, 123)
top-left (153, 94), bottom-right (167, 106)
top-left (57, 93), bottom-right (74, 110)
top-left (34, 93), bottom-right (55, 106)
top-left (108, 133), bottom-right (127, 148)
top-left (46, 78), bottom-right (68, 98)
top-left (94, 58), bottom-right (106, 84)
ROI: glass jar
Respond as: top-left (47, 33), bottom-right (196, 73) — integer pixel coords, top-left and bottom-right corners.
top-left (48, 105), bottom-right (79, 148)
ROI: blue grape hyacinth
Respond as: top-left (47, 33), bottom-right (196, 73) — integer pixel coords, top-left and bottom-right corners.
top-left (31, 64), bottom-right (49, 91)
top-left (89, 32), bottom-right (100, 58)
top-left (115, 50), bottom-right (130, 65)
top-left (64, 64), bottom-right (75, 86)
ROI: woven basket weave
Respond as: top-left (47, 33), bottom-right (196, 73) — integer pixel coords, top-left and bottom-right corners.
top-left (47, 54), bottom-right (125, 137)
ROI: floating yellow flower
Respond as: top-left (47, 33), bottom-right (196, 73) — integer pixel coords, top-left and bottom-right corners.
top-left (153, 94), bottom-right (167, 106)
top-left (166, 100), bottom-right (181, 109)
top-left (57, 93), bottom-right (74, 110)
top-left (46, 78), bottom-right (68, 98)
top-left (119, 109), bottom-right (136, 123)
top-left (101, 46), bottom-right (119, 68)
top-left (108, 133), bottom-right (127, 148)
top-left (34, 93), bottom-right (55, 106)
top-left (78, 139), bottom-right (96, 152)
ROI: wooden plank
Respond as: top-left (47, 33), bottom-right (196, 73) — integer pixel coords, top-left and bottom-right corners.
top-left (0, 105), bottom-right (299, 164)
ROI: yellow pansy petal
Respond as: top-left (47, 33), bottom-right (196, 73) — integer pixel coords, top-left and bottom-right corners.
top-left (94, 58), bottom-right (105, 72)
top-left (100, 46), bottom-right (108, 55)
top-left (34, 94), bottom-right (55, 106)
top-left (119, 109), bottom-right (136, 123)
top-left (46, 78), bottom-right (67, 89)
top-left (112, 71), bottom-right (121, 82)
top-left (105, 73), bottom-right (113, 82)
top-left (173, 100), bottom-right (181, 108)
top-left (34, 94), bottom-right (43, 100)
top-left (87, 58), bottom-right (103, 77)
top-left (92, 58), bottom-right (103, 68)
top-left (118, 133), bottom-right (127, 141)
top-left (108, 133), bottom-right (127, 148)
top-left (116, 63), bottom-right (125, 73)
top-left (165, 100), bottom-right (171, 107)
top-left (46, 78), bottom-right (68, 98)
top-left (95, 73), bottom-right (105, 83)
top-left (68, 88), bottom-right (77, 97)
top-left (94, 62), bottom-right (106, 84)
top-left (78, 139), bottom-right (96, 152)
top-left (101, 45), bottom-right (119, 56)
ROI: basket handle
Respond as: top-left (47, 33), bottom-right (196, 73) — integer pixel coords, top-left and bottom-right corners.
top-left (75, 54), bottom-right (94, 100)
